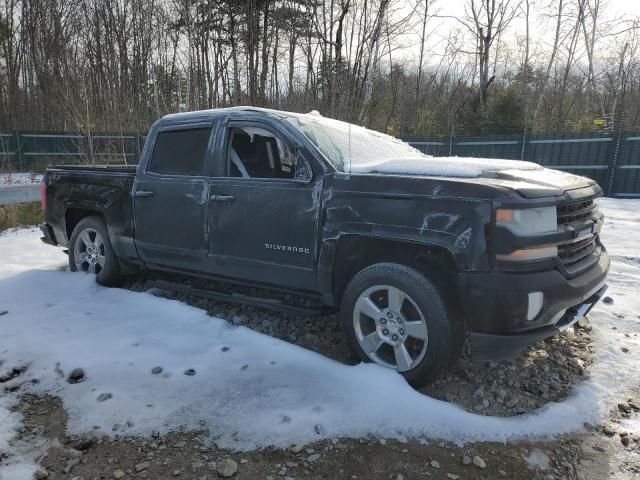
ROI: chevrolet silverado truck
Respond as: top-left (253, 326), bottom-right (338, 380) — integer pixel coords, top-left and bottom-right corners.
top-left (39, 107), bottom-right (609, 386)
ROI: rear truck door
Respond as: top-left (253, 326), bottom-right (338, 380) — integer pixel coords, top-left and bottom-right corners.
top-left (206, 118), bottom-right (322, 291)
top-left (133, 122), bottom-right (216, 270)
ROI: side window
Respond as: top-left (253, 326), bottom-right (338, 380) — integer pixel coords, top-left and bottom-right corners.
top-left (148, 127), bottom-right (211, 176)
top-left (227, 126), bottom-right (295, 179)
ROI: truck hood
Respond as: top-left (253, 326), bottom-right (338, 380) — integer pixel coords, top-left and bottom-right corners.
top-left (488, 167), bottom-right (596, 198)
top-left (349, 156), bottom-right (540, 178)
top-left (349, 156), bottom-right (596, 199)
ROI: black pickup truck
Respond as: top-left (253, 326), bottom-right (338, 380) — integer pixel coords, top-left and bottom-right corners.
top-left (39, 106), bottom-right (609, 385)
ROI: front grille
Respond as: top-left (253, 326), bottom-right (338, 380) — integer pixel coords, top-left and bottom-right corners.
top-left (556, 196), bottom-right (600, 274)
top-left (558, 236), bottom-right (597, 268)
top-left (556, 198), bottom-right (596, 225)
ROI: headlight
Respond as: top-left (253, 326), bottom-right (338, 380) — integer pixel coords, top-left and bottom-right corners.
top-left (495, 206), bottom-right (558, 261)
top-left (496, 206), bottom-right (557, 236)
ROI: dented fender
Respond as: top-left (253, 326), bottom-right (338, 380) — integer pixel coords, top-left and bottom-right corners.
top-left (315, 172), bottom-right (498, 302)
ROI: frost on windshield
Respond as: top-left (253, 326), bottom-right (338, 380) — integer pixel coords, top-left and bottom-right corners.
top-left (286, 113), bottom-right (541, 178)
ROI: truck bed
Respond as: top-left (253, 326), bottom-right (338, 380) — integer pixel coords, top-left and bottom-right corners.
top-left (42, 164), bottom-right (137, 254)
top-left (48, 164), bottom-right (138, 175)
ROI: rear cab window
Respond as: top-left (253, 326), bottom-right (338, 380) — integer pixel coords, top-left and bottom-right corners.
top-left (148, 127), bottom-right (212, 176)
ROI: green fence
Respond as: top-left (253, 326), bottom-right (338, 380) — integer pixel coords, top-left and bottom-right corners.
top-left (0, 131), bottom-right (144, 174)
top-left (1, 130), bottom-right (639, 197)
top-left (403, 131), bottom-right (640, 197)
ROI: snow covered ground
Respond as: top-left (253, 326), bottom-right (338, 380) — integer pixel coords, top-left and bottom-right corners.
top-left (0, 173), bottom-right (42, 186)
top-left (0, 200), bottom-right (639, 478)
top-left (0, 228), bottom-right (66, 279)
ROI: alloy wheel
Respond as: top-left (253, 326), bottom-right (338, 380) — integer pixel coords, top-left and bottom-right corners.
top-left (74, 228), bottom-right (106, 275)
top-left (352, 284), bottom-right (429, 372)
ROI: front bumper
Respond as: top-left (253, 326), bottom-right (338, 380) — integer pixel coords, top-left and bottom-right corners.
top-left (459, 249), bottom-right (610, 360)
top-left (470, 285), bottom-right (607, 360)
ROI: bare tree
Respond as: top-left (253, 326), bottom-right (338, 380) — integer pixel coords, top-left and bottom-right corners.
top-left (463, 0), bottom-right (520, 108)
top-left (414, 0), bottom-right (435, 101)
top-left (1, 0), bottom-right (640, 146)
top-left (531, 0), bottom-right (565, 124)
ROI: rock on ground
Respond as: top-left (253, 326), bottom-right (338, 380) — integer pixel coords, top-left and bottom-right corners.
top-left (216, 458), bottom-right (238, 478)
top-left (66, 368), bottom-right (86, 384)
top-left (473, 455), bottom-right (487, 469)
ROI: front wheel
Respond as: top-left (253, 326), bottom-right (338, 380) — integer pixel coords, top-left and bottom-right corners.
top-left (340, 262), bottom-right (461, 386)
top-left (69, 216), bottom-right (121, 286)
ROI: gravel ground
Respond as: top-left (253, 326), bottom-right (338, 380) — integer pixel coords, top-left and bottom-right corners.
top-left (123, 271), bottom-right (594, 418)
top-left (8, 389), bottom-right (640, 480)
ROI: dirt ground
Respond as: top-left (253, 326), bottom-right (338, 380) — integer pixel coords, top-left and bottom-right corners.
top-left (9, 387), bottom-right (640, 480)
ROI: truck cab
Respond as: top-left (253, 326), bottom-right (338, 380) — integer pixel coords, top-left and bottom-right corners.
top-left (131, 109), bottom-right (326, 291)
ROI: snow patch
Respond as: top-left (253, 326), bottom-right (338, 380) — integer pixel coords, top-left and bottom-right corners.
top-left (0, 394), bottom-right (43, 480)
top-left (349, 156), bottom-right (541, 178)
top-left (0, 397), bottom-right (20, 453)
top-left (0, 173), bottom-right (42, 186)
top-left (526, 449), bottom-right (550, 470)
top-left (619, 416), bottom-right (640, 436)
top-left (0, 462), bottom-right (38, 480)
top-left (0, 228), bottom-right (67, 280)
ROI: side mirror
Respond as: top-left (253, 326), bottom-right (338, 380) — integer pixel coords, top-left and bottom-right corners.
top-left (294, 152), bottom-right (313, 184)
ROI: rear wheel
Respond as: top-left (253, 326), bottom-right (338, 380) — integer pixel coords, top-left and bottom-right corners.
top-left (341, 262), bottom-right (461, 386)
top-left (69, 216), bottom-right (121, 286)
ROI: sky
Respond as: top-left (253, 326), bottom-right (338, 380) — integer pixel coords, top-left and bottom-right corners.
top-left (393, 0), bottom-right (640, 69)
top-left (436, 0), bottom-right (640, 16)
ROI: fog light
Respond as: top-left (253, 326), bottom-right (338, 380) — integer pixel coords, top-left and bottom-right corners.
top-left (527, 292), bottom-right (544, 321)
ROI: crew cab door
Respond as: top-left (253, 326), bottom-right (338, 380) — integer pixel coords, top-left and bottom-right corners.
top-left (207, 119), bottom-right (322, 290)
top-left (133, 122), bottom-right (215, 270)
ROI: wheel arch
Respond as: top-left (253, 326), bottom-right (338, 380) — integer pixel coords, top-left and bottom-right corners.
top-left (330, 234), bottom-right (460, 307)
top-left (65, 207), bottom-right (105, 242)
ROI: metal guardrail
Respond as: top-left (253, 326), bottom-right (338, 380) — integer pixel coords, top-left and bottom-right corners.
top-left (0, 184), bottom-right (40, 205)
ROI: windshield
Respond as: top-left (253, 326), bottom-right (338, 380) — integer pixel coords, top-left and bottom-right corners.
top-left (284, 113), bottom-right (428, 172)
top-left (283, 110), bottom-right (541, 177)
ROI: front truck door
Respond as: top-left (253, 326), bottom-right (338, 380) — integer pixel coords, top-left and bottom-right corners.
top-left (207, 120), bottom-right (322, 291)
top-left (133, 122), bottom-right (215, 271)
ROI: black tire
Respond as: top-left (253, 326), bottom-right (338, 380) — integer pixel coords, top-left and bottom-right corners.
top-left (340, 262), bottom-right (462, 387)
top-left (68, 216), bottom-right (121, 286)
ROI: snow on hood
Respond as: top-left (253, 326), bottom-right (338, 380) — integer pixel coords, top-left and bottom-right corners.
top-left (348, 156), bottom-right (542, 178)
top-left (285, 112), bottom-right (542, 178)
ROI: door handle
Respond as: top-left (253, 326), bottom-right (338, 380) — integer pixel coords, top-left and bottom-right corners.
top-left (135, 190), bottom-right (155, 198)
top-left (210, 194), bottom-right (235, 204)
